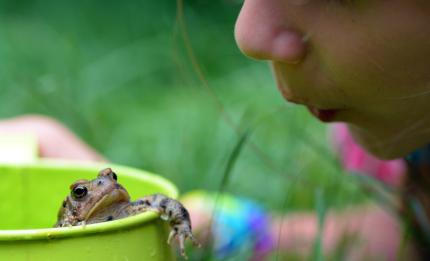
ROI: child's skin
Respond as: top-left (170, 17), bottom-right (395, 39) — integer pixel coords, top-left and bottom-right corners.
top-left (0, 115), bottom-right (104, 162)
top-left (235, 0), bottom-right (430, 159)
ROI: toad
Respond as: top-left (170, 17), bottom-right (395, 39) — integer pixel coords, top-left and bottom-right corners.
top-left (55, 168), bottom-right (200, 259)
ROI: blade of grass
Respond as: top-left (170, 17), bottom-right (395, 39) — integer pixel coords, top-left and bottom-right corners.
top-left (352, 173), bottom-right (401, 215)
top-left (218, 130), bottom-right (250, 194)
top-left (311, 188), bottom-right (326, 261)
top-left (197, 129), bottom-right (251, 260)
top-left (409, 196), bottom-right (430, 244)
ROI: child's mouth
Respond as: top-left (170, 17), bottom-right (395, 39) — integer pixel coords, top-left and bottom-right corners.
top-left (307, 106), bottom-right (339, 122)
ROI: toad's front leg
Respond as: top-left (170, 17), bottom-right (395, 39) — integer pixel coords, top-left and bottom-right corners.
top-left (130, 194), bottom-right (200, 259)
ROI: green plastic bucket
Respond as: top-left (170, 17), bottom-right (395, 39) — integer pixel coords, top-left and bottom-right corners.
top-left (0, 160), bottom-right (178, 260)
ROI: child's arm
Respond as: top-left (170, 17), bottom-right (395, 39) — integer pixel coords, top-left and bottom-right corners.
top-left (0, 115), bottom-right (105, 161)
top-left (184, 194), bottom-right (417, 260)
top-left (271, 204), bottom-right (416, 260)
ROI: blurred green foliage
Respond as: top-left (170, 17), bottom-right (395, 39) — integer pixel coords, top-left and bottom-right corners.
top-left (0, 0), bottom-right (365, 209)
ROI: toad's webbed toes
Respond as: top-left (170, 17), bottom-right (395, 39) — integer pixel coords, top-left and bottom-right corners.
top-left (167, 229), bottom-right (177, 245)
top-left (188, 233), bottom-right (201, 248)
top-left (167, 227), bottom-right (200, 260)
top-left (178, 233), bottom-right (188, 259)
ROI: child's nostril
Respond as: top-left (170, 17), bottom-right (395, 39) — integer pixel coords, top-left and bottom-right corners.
top-left (271, 29), bottom-right (307, 63)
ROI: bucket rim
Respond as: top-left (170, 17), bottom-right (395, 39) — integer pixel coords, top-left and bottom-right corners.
top-left (0, 159), bottom-right (178, 241)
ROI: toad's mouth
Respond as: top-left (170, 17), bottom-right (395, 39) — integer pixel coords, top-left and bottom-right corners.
top-left (84, 188), bottom-right (130, 221)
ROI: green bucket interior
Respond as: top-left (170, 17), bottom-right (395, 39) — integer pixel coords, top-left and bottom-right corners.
top-left (0, 160), bottom-right (178, 260)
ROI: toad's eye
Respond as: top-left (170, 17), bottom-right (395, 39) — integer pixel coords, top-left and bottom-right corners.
top-left (111, 172), bottom-right (117, 181)
top-left (72, 185), bottom-right (88, 199)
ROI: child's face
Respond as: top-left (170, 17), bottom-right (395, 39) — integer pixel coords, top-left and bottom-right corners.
top-left (235, 0), bottom-right (430, 159)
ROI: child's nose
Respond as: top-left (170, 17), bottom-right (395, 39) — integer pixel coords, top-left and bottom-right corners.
top-left (234, 0), bottom-right (307, 64)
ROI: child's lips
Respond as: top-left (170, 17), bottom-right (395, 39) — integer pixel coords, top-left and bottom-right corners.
top-left (307, 106), bottom-right (340, 122)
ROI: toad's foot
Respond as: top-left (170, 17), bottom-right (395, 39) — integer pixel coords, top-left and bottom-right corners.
top-left (167, 225), bottom-right (201, 259)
